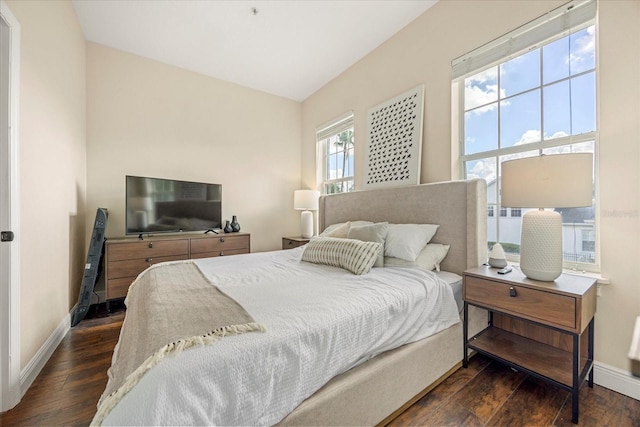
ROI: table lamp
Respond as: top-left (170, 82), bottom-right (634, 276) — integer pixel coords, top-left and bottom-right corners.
top-left (501, 153), bottom-right (593, 281)
top-left (294, 189), bottom-right (320, 239)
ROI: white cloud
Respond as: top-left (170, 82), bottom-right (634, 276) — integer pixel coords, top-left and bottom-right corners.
top-left (467, 159), bottom-right (496, 182)
top-left (464, 67), bottom-right (505, 113)
top-left (569, 26), bottom-right (596, 73)
top-left (514, 129), bottom-right (542, 145)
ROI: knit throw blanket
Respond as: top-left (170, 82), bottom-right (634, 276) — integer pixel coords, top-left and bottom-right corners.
top-left (91, 260), bottom-right (266, 426)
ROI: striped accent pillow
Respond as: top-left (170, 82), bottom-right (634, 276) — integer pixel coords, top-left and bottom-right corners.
top-left (301, 237), bottom-right (382, 275)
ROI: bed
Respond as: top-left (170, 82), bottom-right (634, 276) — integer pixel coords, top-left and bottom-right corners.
top-left (92, 179), bottom-right (488, 426)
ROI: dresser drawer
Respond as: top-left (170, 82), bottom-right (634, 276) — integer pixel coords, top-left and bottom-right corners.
top-left (190, 248), bottom-right (249, 259)
top-left (107, 254), bottom-right (189, 279)
top-left (106, 277), bottom-right (134, 300)
top-left (464, 275), bottom-right (576, 329)
top-left (190, 235), bottom-right (250, 255)
top-left (107, 239), bottom-right (189, 261)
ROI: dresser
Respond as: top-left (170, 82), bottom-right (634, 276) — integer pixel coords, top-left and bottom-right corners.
top-left (462, 265), bottom-right (597, 424)
top-left (104, 232), bottom-right (250, 300)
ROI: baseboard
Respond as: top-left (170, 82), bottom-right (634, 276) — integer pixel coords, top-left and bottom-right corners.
top-left (594, 361), bottom-right (640, 401)
top-left (19, 310), bottom-right (71, 397)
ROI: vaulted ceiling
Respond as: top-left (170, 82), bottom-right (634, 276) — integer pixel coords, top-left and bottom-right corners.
top-left (72, 0), bottom-right (437, 101)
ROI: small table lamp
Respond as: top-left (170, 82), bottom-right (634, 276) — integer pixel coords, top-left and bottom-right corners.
top-left (501, 153), bottom-right (593, 281)
top-left (294, 189), bottom-right (320, 239)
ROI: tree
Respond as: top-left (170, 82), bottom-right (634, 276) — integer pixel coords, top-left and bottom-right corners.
top-left (334, 130), bottom-right (354, 192)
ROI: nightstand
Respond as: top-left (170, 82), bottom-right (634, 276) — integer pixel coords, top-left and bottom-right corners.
top-left (282, 236), bottom-right (310, 250)
top-left (463, 265), bottom-right (597, 424)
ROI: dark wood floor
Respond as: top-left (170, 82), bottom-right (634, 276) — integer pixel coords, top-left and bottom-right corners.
top-left (1, 305), bottom-right (639, 426)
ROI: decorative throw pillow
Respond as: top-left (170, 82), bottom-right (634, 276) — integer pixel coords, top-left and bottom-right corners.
top-left (347, 222), bottom-right (388, 267)
top-left (384, 223), bottom-right (440, 261)
top-left (301, 237), bottom-right (382, 275)
top-left (384, 243), bottom-right (450, 271)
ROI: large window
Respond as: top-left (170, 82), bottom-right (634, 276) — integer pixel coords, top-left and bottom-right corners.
top-left (317, 113), bottom-right (355, 194)
top-left (455, 2), bottom-right (597, 270)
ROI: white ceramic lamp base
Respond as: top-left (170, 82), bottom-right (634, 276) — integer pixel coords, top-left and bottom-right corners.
top-left (520, 209), bottom-right (563, 281)
top-left (300, 210), bottom-right (313, 239)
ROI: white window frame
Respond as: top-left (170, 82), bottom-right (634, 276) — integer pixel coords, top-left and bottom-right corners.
top-left (452, 0), bottom-right (599, 272)
top-left (316, 112), bottom-right (355, 195)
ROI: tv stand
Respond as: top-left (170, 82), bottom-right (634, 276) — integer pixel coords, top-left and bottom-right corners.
top-left (104, 232), bottom-right (250, 300)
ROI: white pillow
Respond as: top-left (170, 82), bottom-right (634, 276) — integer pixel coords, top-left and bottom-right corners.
top-left (320, 221), bottom-right (373, 238)
top-left (301, 237), bottom-right (382, 275)
top-left (320, 221), bottom-right (350, 238)
top-left (347, 222), bottom-right (388, 267)
top-left (384, 243), bottom-right (450, 271)
top-left (384, 223), bottom-right (440, 261)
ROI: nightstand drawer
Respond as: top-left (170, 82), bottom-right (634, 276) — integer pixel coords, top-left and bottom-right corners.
top-left (465, 276), bottom-right (576, 329)
top-left (282, 237), bottom-right (310, 250)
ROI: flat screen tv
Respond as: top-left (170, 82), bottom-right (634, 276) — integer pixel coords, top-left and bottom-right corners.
top-left (125, 175), bottom-right (222, 235)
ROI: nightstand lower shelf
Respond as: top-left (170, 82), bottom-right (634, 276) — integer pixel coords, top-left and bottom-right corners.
top-left (468, 326), bottom-right (591, 389)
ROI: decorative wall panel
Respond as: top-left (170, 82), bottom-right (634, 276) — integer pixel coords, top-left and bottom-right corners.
top-left (364, 85), bottom-right (424, 190)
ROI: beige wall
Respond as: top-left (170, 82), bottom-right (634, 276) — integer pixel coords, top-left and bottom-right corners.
top-left (5, 0), bottom-right (87, 368)
top-left (302, 0), bottom-right (640, 373)
top-left (597, 0), bottom-right (640, 372)
top-left (86, 43), bottom-right (302, 252)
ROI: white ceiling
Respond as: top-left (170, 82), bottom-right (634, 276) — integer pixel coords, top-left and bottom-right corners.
top-left (72, 0), bottom-right (437, 102)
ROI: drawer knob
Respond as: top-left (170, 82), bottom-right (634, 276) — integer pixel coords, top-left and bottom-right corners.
top-left (220, 238), bottom-right (225, 243)
top-left (148, 242), bottom-right (153, 248)
top-left (146, 258), bottom-right (153, 263)
top-left (509, 286), bottom-right (517, 297)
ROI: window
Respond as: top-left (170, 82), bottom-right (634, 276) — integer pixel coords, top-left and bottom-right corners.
top-left (317, 113), bottom-right (354, 194)
top-left (488, 206), bottom-right (494, 217)
top-left (454, 1), bottom-right (597, 270)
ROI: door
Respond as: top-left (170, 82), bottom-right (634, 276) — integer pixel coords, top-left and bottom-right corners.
top-left (0, 0), bottom-right (20, 412)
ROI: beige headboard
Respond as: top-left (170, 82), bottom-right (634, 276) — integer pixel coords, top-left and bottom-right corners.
top-left (318, 179), bottom-right (487, 275)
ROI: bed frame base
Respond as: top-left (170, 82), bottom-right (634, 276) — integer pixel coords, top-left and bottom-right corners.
top-left (376, 361), bottom-right (462, 426)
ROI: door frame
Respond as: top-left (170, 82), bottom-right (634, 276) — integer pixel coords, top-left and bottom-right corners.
top-left (0, 0), bottom-right (21, 412)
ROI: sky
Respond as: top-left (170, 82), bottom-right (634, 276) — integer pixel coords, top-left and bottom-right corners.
top-left (463, 26), bottom-right (596, 184)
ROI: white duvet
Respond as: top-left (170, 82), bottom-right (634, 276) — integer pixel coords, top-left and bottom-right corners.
top-left (100, 247), bottom-right (460, 426)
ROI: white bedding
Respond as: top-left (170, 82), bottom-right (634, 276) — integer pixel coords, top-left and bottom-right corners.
top-left (100, 247), bottom-right (460, 426)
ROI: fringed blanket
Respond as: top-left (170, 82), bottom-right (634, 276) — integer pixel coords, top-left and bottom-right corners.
top-left (91, 260), bottom-right (266, 426)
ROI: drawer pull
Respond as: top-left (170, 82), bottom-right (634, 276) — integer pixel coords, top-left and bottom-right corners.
top-left (509, 286), bottom-right (517, 297)
top-left (146, 258), bottom-right (153, 263)
top-left (148, 242), bottom-right (153, 248)
top-left (220, 238), bottom-right (225, 243)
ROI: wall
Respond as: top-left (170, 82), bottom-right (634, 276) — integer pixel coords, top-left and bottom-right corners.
top-left (5, 0), bottom-right (87, 368)
top-left (597, 0), bottom-right (640, 374)
top-left (302, 0), bottom-right (640, 375)
top-left (86, 43), bottom-right (302, 252)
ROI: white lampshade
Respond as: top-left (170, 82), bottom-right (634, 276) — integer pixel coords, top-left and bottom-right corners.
top-left (501, 153), bottom-right (593, 281)
top-left (294, 190), bottom-right (320, 211)
top-left (294, 190), bottom-right (320, 239)
top-left (501, 153), bottom-right (593, 208)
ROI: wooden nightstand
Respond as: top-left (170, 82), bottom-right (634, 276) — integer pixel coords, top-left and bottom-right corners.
top-left (282, 236), bottom-right (310, 250)
top-left (463, 265), bottom-right (597, 424)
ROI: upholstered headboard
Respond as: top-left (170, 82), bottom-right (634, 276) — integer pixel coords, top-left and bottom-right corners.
top-left (318, 179), bottom-right (487, 275)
